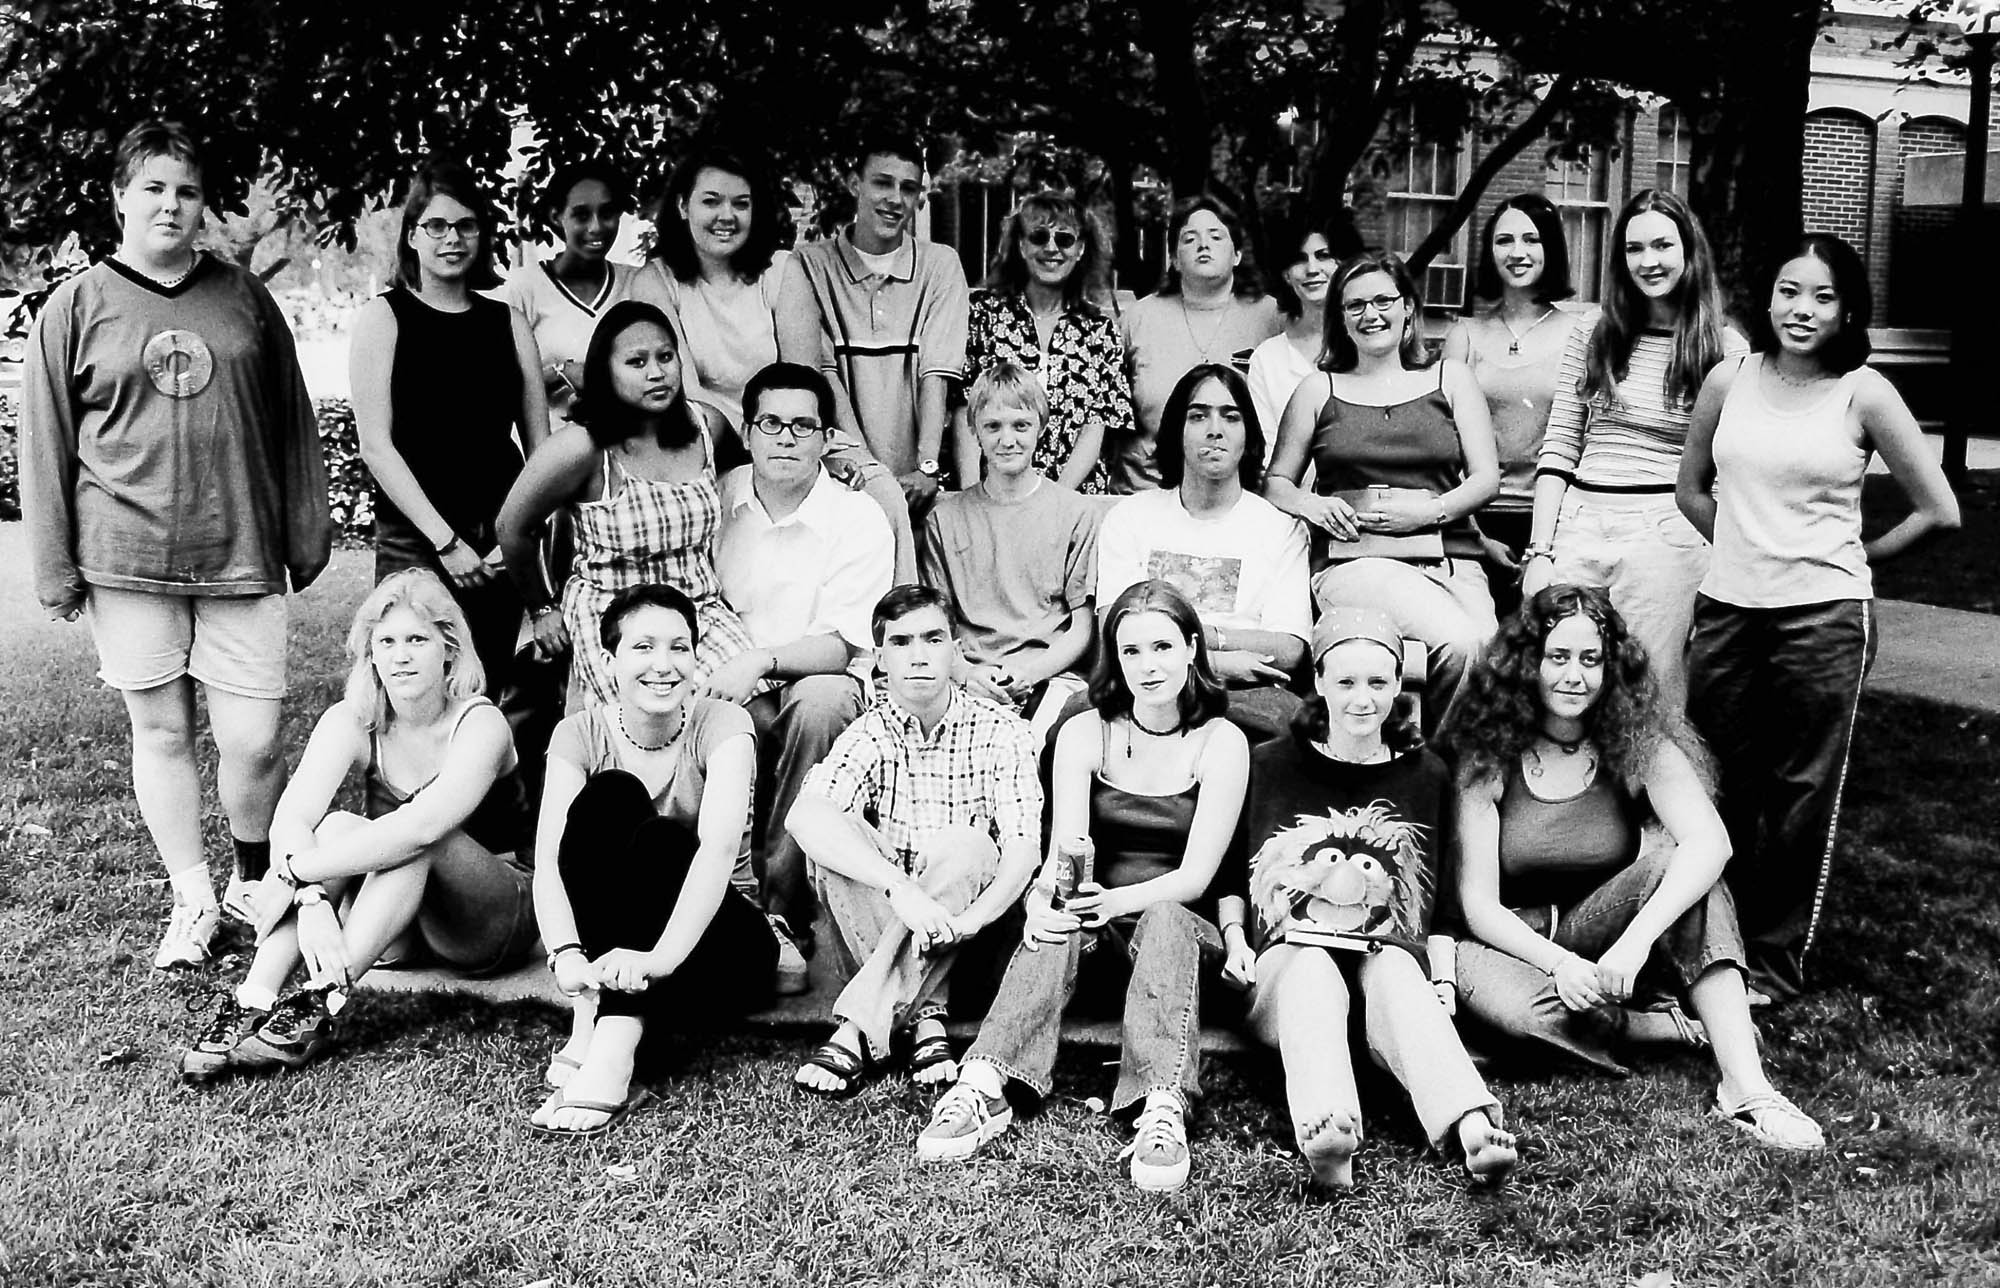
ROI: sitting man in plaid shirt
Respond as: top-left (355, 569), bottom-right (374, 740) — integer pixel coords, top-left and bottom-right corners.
top-left (788, 584), bottom-right (1043, 1097)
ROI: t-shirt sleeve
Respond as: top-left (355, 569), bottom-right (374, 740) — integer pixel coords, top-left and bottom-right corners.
top-left (1258, 511), bottom-right (1313, 643)
top-left (1093, 500), bottom-right (1146, 609)
top-left (964, 292), bottom-right (993, 383)
top-left (807, 497), bottom-right (897, 650)
top-left (800, 716), bottom-right (882, 814)
top-left (1062, 496), bottom-right (1101, 613)
top-left (919, 250), bottom-right (970, 380)
top-left (546, 712), bottom-right (592, 773)
top-left (1092, 315), bottom-right (1136, 439)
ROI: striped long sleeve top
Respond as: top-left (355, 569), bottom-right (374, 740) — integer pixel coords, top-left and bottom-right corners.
top-left (1537, 324), bottom-right (1747, 492)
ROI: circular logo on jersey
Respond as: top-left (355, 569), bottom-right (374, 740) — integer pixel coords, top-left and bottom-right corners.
top-left (142, 329), bottom-right (215, 399)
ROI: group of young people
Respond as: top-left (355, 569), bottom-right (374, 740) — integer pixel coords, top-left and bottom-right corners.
top-left (18, 120), bottom-right (1960, 1193)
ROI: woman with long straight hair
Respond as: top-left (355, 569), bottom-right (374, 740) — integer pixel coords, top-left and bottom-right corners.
top-left (916, 580), bottom-right (1247, 1194)
top-left (1677, 233), bottom-right (1958, 1002)
top-left (1518, 188), bottom-right (1745, 712)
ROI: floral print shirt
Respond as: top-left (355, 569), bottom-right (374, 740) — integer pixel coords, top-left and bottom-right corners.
top-left (965, 290), bottom-right (1132, 494)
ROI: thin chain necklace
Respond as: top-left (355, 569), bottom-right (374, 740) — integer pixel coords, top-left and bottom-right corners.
top-left (1313, 739), bottom-right (1389, 764)
top-left (124, 251), bottom-right (199, 290)
top-left (617, 703), bottom-right (682, 752)
top-left (1180, 296), bottom-right (1236, 361)
top-left (1500, 306), bottom-right (1557, 355)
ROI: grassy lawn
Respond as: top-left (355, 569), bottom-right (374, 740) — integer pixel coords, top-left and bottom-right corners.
top-left (2, 532), bottom-right (1997, 1287)
top-left (1866, 468), bottom-right (2000, 615)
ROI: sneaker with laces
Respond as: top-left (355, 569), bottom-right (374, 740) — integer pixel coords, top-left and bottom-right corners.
top-left (770, 915), bottom-right (810, 996)
top-left (154, 903), bottom-right (221, 970)
top-left (916, 1081), bottom-right (1013, 1161)
top-left (229, 985), bottom-right (346, 1070)
top-left (178, 993), bottom-right (268, 1082)
top-left (1122, 1099), bottom-right (1192, 1192)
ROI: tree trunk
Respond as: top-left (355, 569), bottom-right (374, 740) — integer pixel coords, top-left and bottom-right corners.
top-left (1407, 74), bottom-right (1578, 280)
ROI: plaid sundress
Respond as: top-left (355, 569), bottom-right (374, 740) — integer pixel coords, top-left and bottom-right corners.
top-left (561, 432), bottom-right (756, 709)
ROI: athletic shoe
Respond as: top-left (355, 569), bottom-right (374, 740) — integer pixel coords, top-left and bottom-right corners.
top-left (178, 993), bottom-right (268, 1082)
top-left (229, 985), bottom-right (346, 1071)
top-left (770, 914), bottom-right (811, 996)
top-left (1123, 1099), bottom-right (1192, 1192)
top-left (916, 1081), bottom-right (1013, 1161)
top-left (154, 903), bottom-right (220, 970)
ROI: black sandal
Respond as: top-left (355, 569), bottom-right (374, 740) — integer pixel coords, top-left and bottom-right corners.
top-left (795, 1035), bottom-right (870, 1098)
top-left (908, 1028), bottom-right (957, 1081)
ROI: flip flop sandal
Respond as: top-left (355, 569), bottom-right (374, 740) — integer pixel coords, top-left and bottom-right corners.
top-left (908, 1030), bottom-right (958, 1082)
top-left (529, 1088), bottom-right (654, 1139)
top-left (795, 1037), bottom-right (870, 1098)
top-left (543, 1051), bottom-right (582, 1091)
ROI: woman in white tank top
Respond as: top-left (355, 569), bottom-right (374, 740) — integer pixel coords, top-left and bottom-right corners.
top-left (1676, 233), bottom-right (1959, 1004)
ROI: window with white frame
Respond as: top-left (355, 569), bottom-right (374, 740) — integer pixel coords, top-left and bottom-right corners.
top-left (1656, 106), bottom-right (1692, 198)
top-left (1546, 146), bottom-right (1613, 303)
top-left (1384, 130), bottom-right (1469, 310)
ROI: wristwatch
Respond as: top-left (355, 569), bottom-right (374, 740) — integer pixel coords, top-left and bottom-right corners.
top-left (916, 458), bottom-right (943, 480)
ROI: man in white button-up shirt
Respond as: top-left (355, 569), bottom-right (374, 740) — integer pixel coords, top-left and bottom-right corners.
top-left (711, 362), bottom-right (895, 991)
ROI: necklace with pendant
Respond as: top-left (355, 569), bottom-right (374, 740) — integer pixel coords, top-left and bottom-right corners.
top-left (1181, 298), bottom-right (1235, 361)
top-left (1527, 731), bottom-right (1596, 781)
top-left (1501, 307), bottom-right (1557, 356)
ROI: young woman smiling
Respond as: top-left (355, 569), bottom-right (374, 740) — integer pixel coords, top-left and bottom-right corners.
top-left (350, 162), bottom-right (551, 707)
top-left (1445, 585), bottom-right (1825, 1152)
top-left (1677, 233), bottom-right (1958, 1003)
top-left (1520, 189), bottom-right (1743, 713)
top-left (1245, 207), bottom-right (1355, 450)
top-left (1442, 194), bottom-right (1596, 574)
top-left (1265, 252), bottom-right (1501, 733)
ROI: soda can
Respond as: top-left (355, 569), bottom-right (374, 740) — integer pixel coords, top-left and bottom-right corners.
top-left (1048, 836), bottom-right (1094, 908)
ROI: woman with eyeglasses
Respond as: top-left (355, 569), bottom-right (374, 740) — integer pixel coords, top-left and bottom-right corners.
top-left (956, 191), bottom-right (1130, 493)
top-left (349, 160), bottom-right (551, 705)
top-left (497, 300), bottom-right (757, 710)
top-left (1263, 253), bottom-right (1501, 733)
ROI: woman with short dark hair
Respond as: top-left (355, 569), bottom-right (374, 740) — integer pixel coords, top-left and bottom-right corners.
top-left (349, 160), bottom-right (551, 708)
top-left (916, 580), bottom-right (1247, 1195)
top-left (20, 120), bottom-right (331, 968)
top-left (1677, 232), bottom-right (1958, 1002)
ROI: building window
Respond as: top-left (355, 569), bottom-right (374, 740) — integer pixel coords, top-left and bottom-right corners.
top-left (1656, 106), bottom-right (1692, 198)
top-left (1546, 147), bottom-right (1613, 303)
top-left (1384, 131), bottom-right (1468, 310)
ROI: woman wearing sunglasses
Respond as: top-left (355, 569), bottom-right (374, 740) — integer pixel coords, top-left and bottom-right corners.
top-left (349, 160), bottom-right (551, 707)
top-left (957, 191), bottom-right (1130, 493)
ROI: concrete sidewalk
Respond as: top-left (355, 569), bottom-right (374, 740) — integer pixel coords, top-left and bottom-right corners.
top-left (1867, 598), bottom-right (2000, 710)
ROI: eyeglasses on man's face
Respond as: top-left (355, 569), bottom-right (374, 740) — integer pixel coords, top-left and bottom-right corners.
top-left (1024, 227), bottom-right (1080, 252)
top-left (749, 415), bottom-right (826, 439)
top-left (418, 217), bottom-right (482, 240)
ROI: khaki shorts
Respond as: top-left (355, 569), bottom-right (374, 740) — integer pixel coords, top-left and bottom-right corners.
top-left (85, 586), bottom-right (288, 700)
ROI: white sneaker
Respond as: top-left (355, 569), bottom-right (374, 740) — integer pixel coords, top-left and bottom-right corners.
top-left (916, 1081), bottom-right (1013, 1161)
top-left (154, 903), bottom-right (220, 970)
top-left (1122, 1099), bottom-right (1192, 1192)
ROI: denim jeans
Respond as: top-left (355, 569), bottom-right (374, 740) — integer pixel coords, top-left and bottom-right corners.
top-left (964, 901), bottom-right (1221, 1115)
top-left (1548, 490), bottom-right (1710, 714)
top-left (1245, 942), bottom-right (1500, 1152)
top-left (746, 674), bottom-right (866, 937)
top-left (1313, 555), bottom-right (1496, 736)
top-left (1454, 823), bottom-right (1747, 1074)
top-left (816, 823), bottom-right (998, 1061)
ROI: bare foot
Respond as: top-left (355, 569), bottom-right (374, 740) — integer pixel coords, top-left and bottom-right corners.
top-left (1299, 1110), bottom-right (1361, 1190)
top-left (795, 1022), bottom-right (868, 1094)
top-left (1456, 1110), bottom-right (1517, 1184)
top-left (529, 1086), bottom-right (566, 1129)
top-left (909, 1018), bottom-right (957, 1087)
top-left (545, 1018), bottom-right (640, 1133)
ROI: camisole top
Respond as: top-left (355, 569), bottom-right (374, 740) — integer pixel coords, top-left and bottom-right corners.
top-left (364, 698), bottom-right (532, 862)
top-left (1088, 718), bottom-right (1202, 891)
top-left (1702, 354), bottom-right (1873, 608)
top-left (1495, 756), bottom-right (1642, 909)
top-left (1307, 366), bottom-right (1481, 564)
top-left (376, 288), bottom-right (524, 554)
